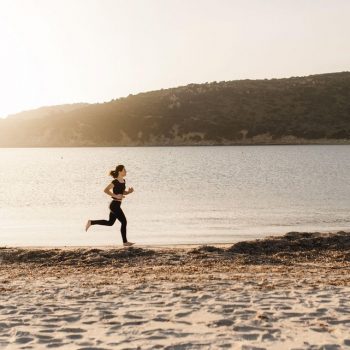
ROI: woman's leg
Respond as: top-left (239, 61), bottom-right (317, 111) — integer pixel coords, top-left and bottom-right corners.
top-left (112, 204), bottom-right (128, 243)
top-left (91, 211), bottom-right (117, 226)
top-left (118, 208), bottom-right (128, 243)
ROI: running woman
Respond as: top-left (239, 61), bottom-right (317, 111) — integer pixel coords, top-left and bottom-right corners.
top-left (85, 164), bottom-right (135, 246)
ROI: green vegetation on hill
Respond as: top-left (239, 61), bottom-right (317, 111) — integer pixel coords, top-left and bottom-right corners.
top-left (1, 72), bottom-right (349, 147)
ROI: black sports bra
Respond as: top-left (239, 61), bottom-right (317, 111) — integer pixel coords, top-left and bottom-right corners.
top-left (112, 179), bottom-right (126, 195)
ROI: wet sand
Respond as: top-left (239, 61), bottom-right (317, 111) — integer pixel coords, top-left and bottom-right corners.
top-left (1, 231), bottom-right (350, 349)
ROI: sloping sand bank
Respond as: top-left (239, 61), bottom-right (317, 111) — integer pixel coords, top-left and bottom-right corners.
top-left (1, 231), bottom-right (350, 350)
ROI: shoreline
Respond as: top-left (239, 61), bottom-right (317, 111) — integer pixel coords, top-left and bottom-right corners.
top-left (1, 141), bottom-right (350, 148)
top-left (2, 228), bottom-right (349, 250)
top-left (2, 230), bottom-right (350, 267)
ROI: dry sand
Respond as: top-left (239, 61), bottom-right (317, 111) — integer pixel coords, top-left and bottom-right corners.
top-left (1, 231), bottom-right (350, 350)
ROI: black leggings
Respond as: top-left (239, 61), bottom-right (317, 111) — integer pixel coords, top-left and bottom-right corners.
top-left (91, 200), bottom-right (127, 243)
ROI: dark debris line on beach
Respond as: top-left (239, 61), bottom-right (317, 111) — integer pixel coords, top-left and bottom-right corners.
top-left (0, 246), bottom-right (157, 266)
top-left (1, 231), bottom-right (350, 266)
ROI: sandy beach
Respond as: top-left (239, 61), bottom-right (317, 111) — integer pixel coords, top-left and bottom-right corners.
top-left (1, 231), bottom-right (350, 350)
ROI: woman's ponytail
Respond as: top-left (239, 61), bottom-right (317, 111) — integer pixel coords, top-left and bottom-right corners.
top-left (109, 165), bottom-right (125, 178)
top-left (109, 170), bottom-right (117, 178)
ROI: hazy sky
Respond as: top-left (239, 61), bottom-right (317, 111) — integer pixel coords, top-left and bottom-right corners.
top-left (0, 0), bottom-right (349, 118)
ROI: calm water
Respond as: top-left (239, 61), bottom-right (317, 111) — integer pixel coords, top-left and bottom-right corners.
top-left (0, 145), bottom-right (349, 246)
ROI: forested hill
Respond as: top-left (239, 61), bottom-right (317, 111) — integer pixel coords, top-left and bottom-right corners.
top-left (1, 72), bottom-right (350, 147)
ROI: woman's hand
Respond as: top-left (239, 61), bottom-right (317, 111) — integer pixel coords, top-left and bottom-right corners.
top-left (127, 187), bottom-right (134, 194)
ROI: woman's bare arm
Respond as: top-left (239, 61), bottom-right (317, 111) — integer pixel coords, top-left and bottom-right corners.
top-left (104, 183), bottom-right (114, 196)
top-left (123, 187), bottom-right (134, 195)
top-left (104, 183), bottom-right (122, 199)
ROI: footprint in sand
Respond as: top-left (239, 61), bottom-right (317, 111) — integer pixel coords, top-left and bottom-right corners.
top-left (66, 334), bottom-right (83, 340)
top-left (122, 313), bottom-right (143, 319)
top-left (45, 340), bottom-right (67, 347)
top-left (152, 316), bottom-right (170, 322)
top-left (280, 312), bottom-right (305, 318)
top-left (42, 317), bottom-right (64, 323)
top-left (76, 346), bottom-right (108, 350)
top-left (210, 319), bottom-right (234, 327)
top-left (175, 311), bottom-right (192, 318)
top-left (4, 309), bottom-right (17, 315)
top-left (261, 333), bottom-right (277, 341)
top-left (158, 330), bottom-right (192, 338)
top-left (233, 325), bottom-right (266, 332)
top-left (15, 336), bottom-right (34, 344)
top-left (58, 328), bottom-right (87, 333)
top-left (35, 334), bottom-right (53, 340)
top-left (123, 320), bottom-right (148, 326)
top-left (239, 333), bottom-right (260, 341)
top-left (99, 314), bottom-right (115, 321)
top-left (38, 329), bottom-right (57, 333)
top-left (198, 294), bottom-right (212, 300)
top-left (240, 345), bottom-right (266, 350)
top-left (328, 319), bottom-right (350, 325)
top-left (82, 321), bottom-right (97, 325)
top-left (0, 322), bottom-right (8, 330)
top-left (141, 328), bottom-right (167, 336)
top-left (108, 323), bottom-right (122, 330)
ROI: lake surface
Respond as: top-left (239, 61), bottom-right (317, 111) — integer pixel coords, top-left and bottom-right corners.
top-left (0, 145), bottom-right (349, 246)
